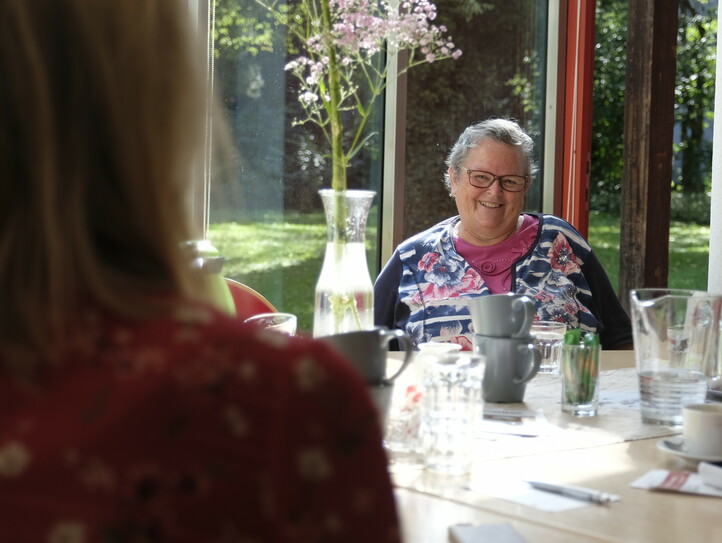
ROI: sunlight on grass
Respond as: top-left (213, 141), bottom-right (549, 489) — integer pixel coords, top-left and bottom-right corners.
top-left (588, 212), bottom-right (709, 292)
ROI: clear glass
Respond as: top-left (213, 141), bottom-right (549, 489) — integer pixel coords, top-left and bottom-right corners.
top-left (313, 190), bottom-right (376, 337)
top-left (531, 321), bottom-right (567, 374)
top-left (421, 354), bottom-right (483, 474)
top-left (243, 312), bottom-right (297, 335)
top-left (385, 342), bottom-right (464, 472)
top-left (561, 344), bottom-right (600, 417)
top-left (630, 289), bottom-right (721, 426)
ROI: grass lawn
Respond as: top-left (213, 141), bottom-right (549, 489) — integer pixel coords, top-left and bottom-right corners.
top-left (587, 211), bottom-right (710, 293)
top-left (209, 211), bottom-right (710, 333)
top-left (208, 212), bottom-right (327, 332)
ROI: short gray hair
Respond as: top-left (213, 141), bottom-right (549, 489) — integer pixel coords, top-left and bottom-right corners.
top-left (443, 118), bottom-right (537, 193)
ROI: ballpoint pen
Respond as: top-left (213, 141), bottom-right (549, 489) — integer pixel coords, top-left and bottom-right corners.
top-left (525, 481), bottom-right (617, 504)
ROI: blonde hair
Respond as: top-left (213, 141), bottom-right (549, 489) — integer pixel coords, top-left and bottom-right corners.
top-left (0, 0), bottom-right (215, 363)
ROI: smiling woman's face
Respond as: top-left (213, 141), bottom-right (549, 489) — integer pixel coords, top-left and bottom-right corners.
top-left (449, 139), bottom-right (530, 246)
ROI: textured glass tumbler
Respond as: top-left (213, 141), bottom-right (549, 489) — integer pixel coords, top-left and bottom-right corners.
top-left (420, 354), bottom-right (483, 474)
top-left (531, 321), bottom-right (567, 374)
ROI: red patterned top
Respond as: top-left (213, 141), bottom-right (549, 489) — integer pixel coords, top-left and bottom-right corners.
top-left (0, 303), bottom-right (399, 542)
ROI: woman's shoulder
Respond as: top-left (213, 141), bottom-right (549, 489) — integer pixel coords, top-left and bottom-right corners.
top-left (396, 216), bottom-right (458, 254)
top-left (536, 214), bottom-right (591, 249)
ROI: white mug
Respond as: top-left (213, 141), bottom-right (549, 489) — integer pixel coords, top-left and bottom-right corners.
top-left (683, 403), bottom-right (722, 457)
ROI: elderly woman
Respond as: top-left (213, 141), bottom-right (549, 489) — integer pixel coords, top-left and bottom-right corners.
top-left (375, 118), bottom-right (632, 350)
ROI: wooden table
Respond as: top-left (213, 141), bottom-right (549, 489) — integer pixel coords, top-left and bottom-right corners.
top-left (387, 351), bottom-right (722, 543)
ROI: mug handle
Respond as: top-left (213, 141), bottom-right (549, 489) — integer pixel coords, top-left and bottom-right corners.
top-left (511, 296), bottom-right (535, 338)
top-left (513, 343), bottom-right (541, 384)
top-left (382, 329), bottom-right (414, 382)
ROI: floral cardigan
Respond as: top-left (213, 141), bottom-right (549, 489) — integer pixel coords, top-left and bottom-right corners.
top-left (374, 214), bottom-right (632, 350)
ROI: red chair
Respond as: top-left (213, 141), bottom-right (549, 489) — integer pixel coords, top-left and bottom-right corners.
top-left (225, 278), bottom-right (277, 319)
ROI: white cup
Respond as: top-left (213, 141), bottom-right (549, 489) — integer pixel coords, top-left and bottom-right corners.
top-left (683, 403), bottom-right (722, 457)
top-left (243, 312), bottom-right (297, 335)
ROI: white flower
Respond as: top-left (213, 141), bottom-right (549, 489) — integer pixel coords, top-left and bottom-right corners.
top-left (237, 360), bottom-right (257, 381)
top-left (295, 356), bottom-right (326, 391)
top-left (225, 405), bottom-right (250, 437)
top-left (47, 521), bottom-right (85, 543)
top-left (257, 0), bottom-right (461, 174)
top-left (298, 448), bottom-right (332, 481)
top-left (0, 441), bottom-right (30, 478)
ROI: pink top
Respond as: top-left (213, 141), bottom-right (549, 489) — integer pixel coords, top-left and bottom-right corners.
top-left (454, 214), bottom-right (540, 293)
top-left (0, 302), bottom-right (399, 542)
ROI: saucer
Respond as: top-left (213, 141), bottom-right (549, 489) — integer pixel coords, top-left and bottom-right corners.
top-left (657, 436), bottom-right (722, 463)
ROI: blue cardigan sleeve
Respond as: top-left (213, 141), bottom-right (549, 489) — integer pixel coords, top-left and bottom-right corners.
top-left (580, 250), bottom-right (633, 349)
top-left (373, 250), bottom-right (410, 333)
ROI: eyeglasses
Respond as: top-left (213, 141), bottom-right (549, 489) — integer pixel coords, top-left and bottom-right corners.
top-left (464, 169), bottom-right (529, 193)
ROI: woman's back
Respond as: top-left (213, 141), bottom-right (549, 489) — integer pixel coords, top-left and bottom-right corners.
top-left (0, 303), bottom-right (399, 541)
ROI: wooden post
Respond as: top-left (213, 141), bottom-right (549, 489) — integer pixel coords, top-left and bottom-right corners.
top-left (560, 0), bottom-right (596, 238)
top-left (619, 0), bottom-right (678, 312)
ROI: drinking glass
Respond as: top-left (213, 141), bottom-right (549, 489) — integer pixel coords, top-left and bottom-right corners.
top-left (531, 321), bottom-right (567, 374)
top-left (561, 343), bottom-right (600, 417)
top-left (420, 352), bottom-right (483, 474)
top-left (385, 343), bottom-right (461, 471)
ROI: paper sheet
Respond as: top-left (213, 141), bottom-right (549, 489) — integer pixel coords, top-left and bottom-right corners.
top-left (449, 523), bottom-right (527, 543)
top-left (467, 478), bottom-right (614, 512)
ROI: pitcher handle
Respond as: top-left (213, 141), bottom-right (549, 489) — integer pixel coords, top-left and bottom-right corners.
top-left (383, 329), bottom-right (414, 382)
top-left (513, 343), bottom-right (541, 384)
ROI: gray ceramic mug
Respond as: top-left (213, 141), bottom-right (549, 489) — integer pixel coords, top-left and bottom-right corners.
top-left (319, 327), bottom-right (414, 386)
top-left (474, 334), bottom-right (541, 403)
top-left (468, 294), bottom-right (535, 338)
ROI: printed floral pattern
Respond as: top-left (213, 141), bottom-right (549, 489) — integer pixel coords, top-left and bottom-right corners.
top-left (549, 232), bottom-right (581, 275)
top-left (412, 252), bottom-right (482, 303)
top-left (0, 304), bottom-right (399, 542)
top-left (394, 215), bottom-right (600, 348)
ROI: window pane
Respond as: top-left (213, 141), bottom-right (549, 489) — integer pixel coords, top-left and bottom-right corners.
top-left (208, 0), bottom-right (382, 333)
top-left (402, 1), bottom-right (548, 238)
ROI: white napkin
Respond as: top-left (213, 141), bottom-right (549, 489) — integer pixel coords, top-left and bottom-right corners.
top-left (467, 478), bottom-right (609, 512)
top-left (630, 469), bottom-right (722, 497)
top-left (449, 523), bottom-right (527, 543)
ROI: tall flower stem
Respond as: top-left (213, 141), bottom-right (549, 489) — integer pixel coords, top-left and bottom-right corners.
top-left (320, 0), bottom-right (349, 245)
top-left (320, 0), bottom-right (345, 191)
top-left (250, 0), bottom-right (462, 335)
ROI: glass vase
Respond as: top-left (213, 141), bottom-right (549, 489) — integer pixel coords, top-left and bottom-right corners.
top-left (313, 189), bottom-right (376, 337)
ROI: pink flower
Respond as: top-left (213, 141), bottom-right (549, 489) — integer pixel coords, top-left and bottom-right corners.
top-left (418, 252), bottom-right (440, 271)
top-left (549, 233), bottom-right (581, 275)
top-left (450, 335), bottom-right (473, 351)
top-left (458, 268), bottom-right (482, 292)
